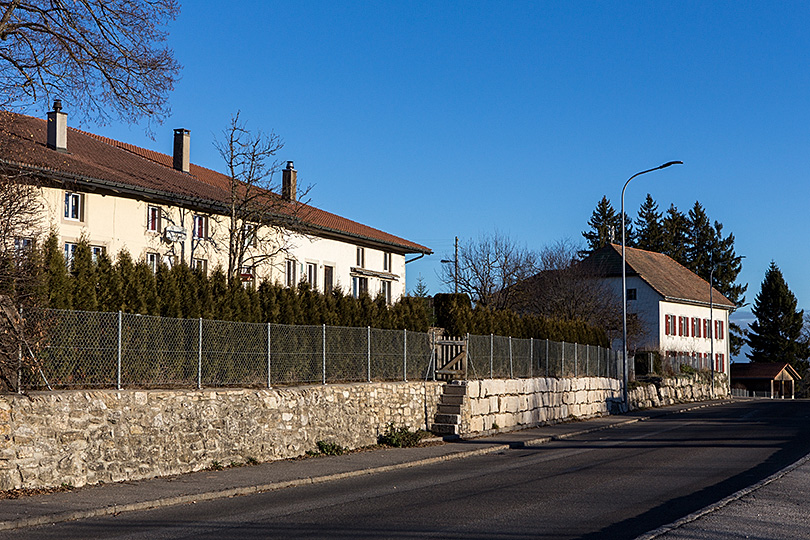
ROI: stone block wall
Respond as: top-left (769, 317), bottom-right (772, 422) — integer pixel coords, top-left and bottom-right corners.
top-left (461, 373), bottom-right (727, 435)
top-left (0, 382), bottom-right (442, 490)
top-left (464, 377), bottom-right (623, 433)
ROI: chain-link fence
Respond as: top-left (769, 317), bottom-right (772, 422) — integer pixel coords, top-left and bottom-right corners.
top-left (466, 333), bottom-right (620, 380)
top-left (18, 309), bottom-right (620, 390)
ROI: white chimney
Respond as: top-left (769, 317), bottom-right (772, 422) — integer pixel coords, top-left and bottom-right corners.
top-left (47, 100), bottom-right (67, 152)
top-left (282, 160), bottom-right (297, 201)
top-left (173, 128), bottom-right (190, 172)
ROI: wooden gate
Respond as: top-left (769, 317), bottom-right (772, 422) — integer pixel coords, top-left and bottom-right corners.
top-left (434, 337), bottom-right (467, 381)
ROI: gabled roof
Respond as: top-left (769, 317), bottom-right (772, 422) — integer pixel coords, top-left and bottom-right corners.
top-left (581, 244), bottom-right (735, 309)
top-left (0, 111), bottom-right (431, 255)
top-left (731, 362), bottom-right (801, 381)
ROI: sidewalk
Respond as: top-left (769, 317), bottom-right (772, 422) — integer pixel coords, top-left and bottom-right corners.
top-left (0, 400), bottom-right (735, 532)
top-left (638, 449), bottom-right (810, 540)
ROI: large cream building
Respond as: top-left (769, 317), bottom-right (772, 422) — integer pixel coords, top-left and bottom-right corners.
top-left (1, 105), bottom-right (431, 302)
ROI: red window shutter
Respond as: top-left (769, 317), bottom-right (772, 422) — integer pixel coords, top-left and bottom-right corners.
top-left (678, 317), bottom-right (683, 336)
top-left (665, 315), bottom-right (670, 335)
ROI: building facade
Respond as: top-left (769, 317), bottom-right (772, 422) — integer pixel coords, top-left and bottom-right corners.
top-left (1, 105), bottom-right (430, 302)
top-left (584, 245), bottom-right (735, 375)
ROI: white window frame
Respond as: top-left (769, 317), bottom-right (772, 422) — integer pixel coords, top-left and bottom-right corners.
top-left (147, 252), bottom-right (159, 273)
top-left (324, 265), bottom-right (334, 293)
top-left (243, 223), bottom-right (257, 248)
top-left (352, 276), bottom-right (368, 298)
top-left (91, 245), bottom-right (105, 262)
top-left (383, 252), bottom-right (391, 272)
top-left (192, 214), bottom-right (208, 240)
top-left (356, 247), bottom-right (365, 268)
top-left (285, 259), bottom-right (297, 288)
top-left (306, 262), bottom-right (317, 290)
top-left (64, 192), bottom-right (83, 221)
top-left (381, 280), bottom-right (392, 304)
top-left (147, 205), bottom-right (161, 232)
top-left (191, 258), bottom-right (207, 274)
top-left (64, 242), bottom-right (78, 267)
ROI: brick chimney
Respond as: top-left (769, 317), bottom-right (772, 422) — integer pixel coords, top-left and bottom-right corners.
top-left (47, 100), bottom-right (67, 152)
top-left (173, 128), bottom-right (190, 172)
top-left (282, 161), bottom-right (297, 201)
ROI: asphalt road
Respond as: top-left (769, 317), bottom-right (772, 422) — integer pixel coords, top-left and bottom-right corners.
top-left (9, 400), bottom-right (810, 540)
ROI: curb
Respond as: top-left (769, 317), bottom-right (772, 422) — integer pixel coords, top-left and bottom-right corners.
top-left (0, 398), bottom-right (736, 532)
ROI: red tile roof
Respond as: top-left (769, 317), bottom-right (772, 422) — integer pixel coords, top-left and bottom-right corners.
top-left (0, 111), bottom-right (431, 254)
top-left (581, 244), bottom-right (735, 308)
top-left (731, 362), bottom-right (801, 381)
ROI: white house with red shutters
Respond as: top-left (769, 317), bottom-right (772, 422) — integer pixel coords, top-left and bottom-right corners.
top-left (582, 245), bottom-right (735, 375)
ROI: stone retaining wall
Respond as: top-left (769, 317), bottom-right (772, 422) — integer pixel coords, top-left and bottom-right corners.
top-left (462, 373), bottom-right (727, 434)
top-left (0, 382), bottom-right (442, 490)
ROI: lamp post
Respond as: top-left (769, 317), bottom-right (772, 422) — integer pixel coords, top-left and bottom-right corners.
top-left (621, 161), bottom-right (682, 408)
top-left (441, 236), bottom-right (459, 294)
top-left (708, 254), bottom-right (744, 398)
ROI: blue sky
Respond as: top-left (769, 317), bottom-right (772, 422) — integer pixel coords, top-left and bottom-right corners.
top-left (56, 1), bottom-right (808, 333)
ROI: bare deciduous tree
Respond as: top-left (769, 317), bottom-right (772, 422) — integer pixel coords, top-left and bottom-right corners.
top-left (213, 112), bottom-right (311, 284)
top-left (440, 231), bottom-right (540, 310)
top-left (0, 0), bottom-right (180, 125)
top-left (509, 238), bottom-right (646, 348)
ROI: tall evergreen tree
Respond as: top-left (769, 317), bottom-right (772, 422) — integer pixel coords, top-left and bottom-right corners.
top-left (634, 194), bottom-right (665, 253)
top-left (746, 262), bottom-right (808, 370)
top-left (660, 204), bottom-right (689, 263)
top-left (582, 196), bottom-right (632, 251)
top-left (155, 263), bottom-right (181, 318)
top-left (42, 231), bottom-right (71, 309)
top-left (71, 238), bottom-right (97, 311)
top-left (95, 251), bottom-right (122, 312)
top-left (685, 202), bottom-right (715, 278)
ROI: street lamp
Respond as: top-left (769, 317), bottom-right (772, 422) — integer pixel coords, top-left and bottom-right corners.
top-left (621, 161), bottom-right (683, 408)
top-left (708, 254), bottom-right (744, 398)
top-left (441, 236), bottom-right (459, 294)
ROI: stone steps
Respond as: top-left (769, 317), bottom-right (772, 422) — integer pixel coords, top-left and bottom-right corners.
top-left (431, 381), bottom-right (467, 436)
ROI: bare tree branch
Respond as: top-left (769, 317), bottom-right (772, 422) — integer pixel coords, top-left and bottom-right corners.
top-left (0, 0), bottom-right (180, 125)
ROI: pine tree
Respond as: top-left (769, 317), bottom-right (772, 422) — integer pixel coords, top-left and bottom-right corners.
top-left (582, 196), bottom-right (632, 252)
top-left (746, 262), bottom-right (809, 370)
top-left (42, 231), bottom-right (71, 309)
top-left (685, 201), bottom-right (715, 277)
top-left (156, 263), bottom-right (181, 318)
top-left (660, 204), bottom-right (689, 263)
top-left (71, 237), bottom-right (97, 311)
top-left (95, 251), bottom-right (122, 312)
top-left (634, 194), bottom-right (665, 253)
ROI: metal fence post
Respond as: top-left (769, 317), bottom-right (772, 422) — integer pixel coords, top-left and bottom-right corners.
top-left (546, 339), bottom-right (549, 377)
top-left (490, 333), bottom-right (493, 379)
top-left (322, 324), bottom-right (327, 385)
top-left (586, 344), bottom-right (589, 377)
top-left (17, 343), bottom-right (22, 394)
top-left (267, 322), bottom-right (271, 389)
top-left (530, 337), bottom-right (533, 379)
top-left (403, 329), bottom-right (407, 382)
top-left (117, 311), bottom-right (122, 390)
top-left (574, 342), bottom-right (578, 377)
top-left (367, 326), bottom-right (371, 383)
top-left (562, 340), bottom-right (566, 377)
top-left (465, 332), bottom-right (469, 380)
top-left (509, 336), bottom-right (513, 378)
top-left (197, 318), bottom-right (202, 390)
top-left (431, 330), bottom-right (436, 381)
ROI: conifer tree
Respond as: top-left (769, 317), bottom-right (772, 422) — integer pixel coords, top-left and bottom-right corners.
top-left (634, 194), bottom-right (665, 253)
top-left (95, 251), bottom-right (122, 312)
top-left (194, 267), bottom-right (214, 320)
top-left (209, 268), bottom-right (231, 320)
top-left (133, 260), bottom-right (159, 315)
top-left (42, 231), bottom-right (71, 309)
top-left (170, 263), bottom-right (199, 318)
top-left (582, 196), bottom-right (632, 251)
top-left (156, 263), bottom-right (181, 318)
top-left (746, 262), bottom-right (809, 370)
top-left (71, 238), bottom-right (97, 311)
top-left (660, 204), bottom-right (689, 263)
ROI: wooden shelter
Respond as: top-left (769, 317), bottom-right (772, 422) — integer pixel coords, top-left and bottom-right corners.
top-left (730, 362), bottom-right (802, 399)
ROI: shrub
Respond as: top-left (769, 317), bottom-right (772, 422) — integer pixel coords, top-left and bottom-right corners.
top-left (377, 423), bottom-right (422, 448)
